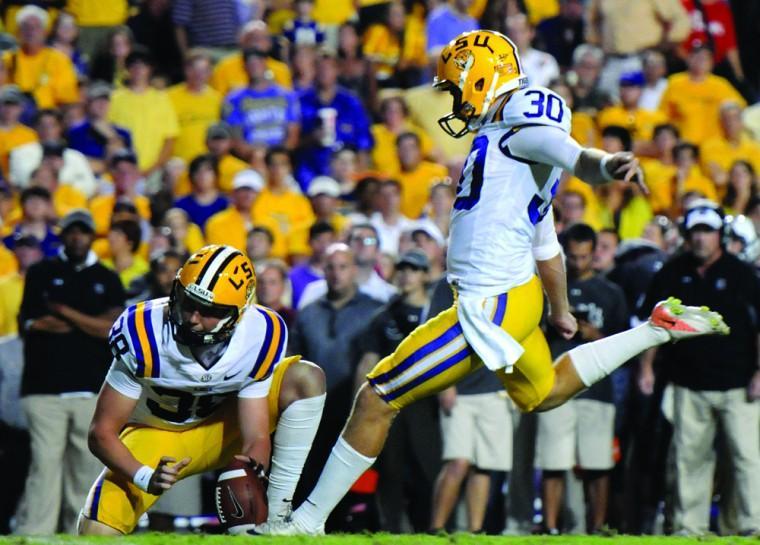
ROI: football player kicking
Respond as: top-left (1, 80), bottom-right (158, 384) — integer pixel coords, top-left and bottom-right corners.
top-left (257, 30), bottom-right (730, 536)
top-left (77, 245), bottom-right (326, 535)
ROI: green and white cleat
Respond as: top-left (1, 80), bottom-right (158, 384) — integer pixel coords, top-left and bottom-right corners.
top-left (649, 297), bottom-right (730, 341)
top-left (248, 517), bottom-right (325, 536)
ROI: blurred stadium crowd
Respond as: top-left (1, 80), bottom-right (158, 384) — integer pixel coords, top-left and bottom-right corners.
top-left (0, 0), bottom-right (759, 537)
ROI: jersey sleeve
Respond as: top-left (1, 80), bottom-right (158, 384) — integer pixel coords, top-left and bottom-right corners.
top-left (532, 210), bottom-right (561, 261)
top-left (502, 124), bottom-right (583, 172)
top-left (238, 374), bottom-right (273, 399)
top-left (105, 357), bottom-right (143, 399)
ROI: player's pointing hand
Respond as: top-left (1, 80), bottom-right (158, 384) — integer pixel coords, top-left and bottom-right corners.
top-left (148, 456), bottom-right (192, 495)
top-left (606, 152), bottom-right (648, 195)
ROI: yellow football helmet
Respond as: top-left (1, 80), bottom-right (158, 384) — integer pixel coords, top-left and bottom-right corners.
top-left (433, 30), bottom-right (528, 138)
top-left (169, 245), bottom-right (256, 345)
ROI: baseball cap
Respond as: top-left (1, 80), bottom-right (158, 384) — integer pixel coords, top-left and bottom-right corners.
top-left (684, 201), bottom-right (723, 231)
top-left (410, 221), bottom-right (446, 247)
top-left (396, 249), bottom-right (429, 271)
top-left (0, 85), bottom-right (25, 105)
top-left (59, 209), bottom-right (96, 233)
top-left (233, 169), bottom-right (265, 192)
top-left (307, 176), bottom-right (341, 198)
top-left (206, 122), bottom-right (232, 140)
top-left (87, 81), bottom-right (112, 100)
top-left (619, 71), bottom-right (645, 87)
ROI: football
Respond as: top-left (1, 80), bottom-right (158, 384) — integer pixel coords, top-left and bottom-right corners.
top-left (214, 457), bottom-right (268, 534)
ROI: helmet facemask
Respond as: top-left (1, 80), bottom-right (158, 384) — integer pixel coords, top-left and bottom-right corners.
top-left (168, 281), bottom-right (240, 346)
top-left (435, 80), bottom-right (476, 138)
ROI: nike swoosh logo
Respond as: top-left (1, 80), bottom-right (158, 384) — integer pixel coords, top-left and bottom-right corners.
top-left (227, 486), bottom-right (245, 519)
top-left (224, 370), bottom-right (241, 380)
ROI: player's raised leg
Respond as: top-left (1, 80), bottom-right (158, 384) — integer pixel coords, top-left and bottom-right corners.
top-left (266, 359), bottom-right (326, 522)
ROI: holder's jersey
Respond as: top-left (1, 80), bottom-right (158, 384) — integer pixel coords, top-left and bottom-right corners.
top-left (104, 298), bottom-right (287, 431)
top-left (447, 86), bottom-right (580, 297)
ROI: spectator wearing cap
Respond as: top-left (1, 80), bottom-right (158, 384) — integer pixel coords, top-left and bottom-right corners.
top-left (256, 258), bottom-right (296, 328)
top-left (222, 47), bottom-right (300, 155)
top-left (700, 102), bottom-right (760, 187)
top-left (108, 46), bottom-right (180, 176)
top-left (3, 187), bottom-right (59, 258)
top-left (295, 48), bottom-right (373, 186)
top-left (355, 249), bottom-right (441, 532)
top-left (15, 209), bottom-right (125, 535)
top-left (640, 200), bottom-right (760, 535)
top-left (597, 72), bottom-right (668, 146)
top-left (168, 50), bottom-right (222, 162)
top-left (299, 223), bottom-right (397, 309)
top-left (659, 46), bottom-right (745, 146)
top-left (211, 20), bottom-right (293, 97)
top-left (172, 0), bottom-right (240, 59)
top-left (0, 85), bottom-right (38, 177)
top-left (506, 14), bottom-right (560, 88)
top-left (101, 219), bottom-right (149, 293)
top-left (173, 154), bottom-right (228, 231)
top-left (395, 132), bottom-right (448, 220)
top-left (1, 6), bottom-right (79, 109)
top-left (205, 169), bottom-right (283, 257)
top-left (307, 176), bottom-right (350, 235)
top-left (585, 0), bottom-right (689, 98)
top-left (371, 179), bottom-right (414, 256)
top-left (10, 109), bottom-right (97, 198)
top-left (408, 223), bottom-right (446, 281)
top-left (0, 235), bottom-right (43, 336)
top-left (89, 151), bottom-right (151, 237)
top-left (66, 82), bottom-right (133, 174)
top-left (370, 95), bottom-right (435, 178)
top-left (289, 221), bottom-right (336, 309)
top-left (252, 147), bottom-right (314, 257)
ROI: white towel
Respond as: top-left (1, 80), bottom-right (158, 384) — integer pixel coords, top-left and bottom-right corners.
top-left (457, 294), bottom-right (524, 372)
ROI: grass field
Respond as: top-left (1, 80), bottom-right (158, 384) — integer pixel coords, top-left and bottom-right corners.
top-left (1, 534), bottom-right (758, 545)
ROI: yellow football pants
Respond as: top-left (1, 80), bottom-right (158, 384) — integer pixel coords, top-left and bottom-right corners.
top-left (367, 276), bottom-right (555, 412)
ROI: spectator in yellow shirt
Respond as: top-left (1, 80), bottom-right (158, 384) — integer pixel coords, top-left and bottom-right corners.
top-left (253, 147), bottom-right (315, 259)
top-left (89, 150), bottom-right (151, 236)
top-left (395, 132), bottom-right (448, 219)
top-left (596, 71), bottom-right (667, 148)
top-left (0, 234), bottom-right (43, 336)
top-left (108, 47), bottom-right (179, 176)
top-left (2, 6), bottom-right (79, 109)
top-left (659, 46), bottom-right (745, 146)
top-left (102, 219), bottom-right (149, 292)
top-left (168, 50), bottom-right (222, 162)
top-left (205, 169), bottom-right (283, 258)
top-left (362, 1), bottom-right (427, 89)
top-left (211, 20), bottom-right (293, 97)
top-left (371, 95), bottom-right (435, 177)
top-left (671, 142), bottom-right (718, 215)
top-left (700, 101), bottom-right (760, 190)
top-left (0, 85), bottom-right (38, 177)
top-left (722, 160), bottom-right (757, 216)
top-left (27, 160), bottom-right (86, 219)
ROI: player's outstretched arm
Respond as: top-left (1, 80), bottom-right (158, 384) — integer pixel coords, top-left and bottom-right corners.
top-left (238, 396), bottom-right (272, 470)
top-left (88, 383), bottom-right (190, 495)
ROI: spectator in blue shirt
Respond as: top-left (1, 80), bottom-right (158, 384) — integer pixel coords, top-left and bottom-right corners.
top-left (296, 48), bottom-right (373, 189)
top-left (222, 48), bottom-right (300, 159)
top-left (426, 0), bottom-right (479, 58)
top-left (66, 82), bottom-right (132, 171)
top-left (282, 0), bottom-right (325, 48)
top-left (173, 154), bottom-right (228, 231)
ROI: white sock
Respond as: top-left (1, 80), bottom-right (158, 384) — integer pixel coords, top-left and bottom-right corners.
top-left (267, 394), bottom-right (326, 521)
top-left (568, 322), bottom-right (669, 386)
top-left (292, 436), bottom-right (376, 530)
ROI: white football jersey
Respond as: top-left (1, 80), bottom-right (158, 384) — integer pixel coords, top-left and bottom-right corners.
top-left (447, 85), bottom-right (581, 297)
top-left (105, 298), bottom-right (287, 431)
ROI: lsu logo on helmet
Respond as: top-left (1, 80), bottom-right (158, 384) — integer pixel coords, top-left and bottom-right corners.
top-left (434, 30), bottom-right (528, 138)
top-left (169, 245), bottom-right (256, 345)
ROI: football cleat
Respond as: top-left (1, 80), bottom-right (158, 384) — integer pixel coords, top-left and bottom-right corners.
top-left (649, 297), bottom-right (730, 341)
top-left (248, 517), bottom-right (324, 536)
